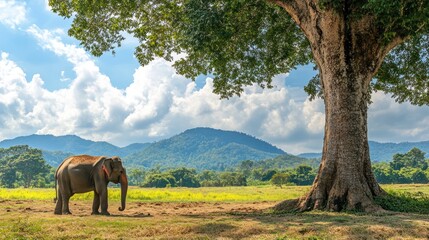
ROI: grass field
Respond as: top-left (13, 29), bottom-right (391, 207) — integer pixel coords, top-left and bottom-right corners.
top-left (0, 185), bottom-right (310, 202)
top-left (0, 185), bottom-right (428, 239)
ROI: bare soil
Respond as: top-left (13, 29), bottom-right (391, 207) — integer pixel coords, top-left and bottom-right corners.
top-left (1, 199), bottom-right (429, 239)
top-left (1, 199), bottom-right (274, 216)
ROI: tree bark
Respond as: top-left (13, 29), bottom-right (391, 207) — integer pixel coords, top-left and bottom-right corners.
top-left (271, 1), bottom-right (404, 212)
top-left (298, 49), bottom-right (385, 211)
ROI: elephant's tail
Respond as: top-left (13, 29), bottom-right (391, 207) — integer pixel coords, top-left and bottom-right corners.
top-left (54, 164), bottom-right (61, 203)
top-left (54, 156), bottom-right (69, 203)
top-left (54, 176), bottom-right (57, 203)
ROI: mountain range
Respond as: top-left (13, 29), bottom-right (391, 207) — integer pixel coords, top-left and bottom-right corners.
top-left (0, 134), bottom-right (150, 166)
top-left (1, 127), bottom-right (429, 169)
top-left (297, 141), bottom-right (429, 162)
top-left (123, 128), bottom-right (285, 170)
top-left (0, 128), bottom-right (285, 169)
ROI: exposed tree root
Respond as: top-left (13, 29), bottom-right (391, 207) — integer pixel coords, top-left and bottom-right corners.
top-left (272, 198), bottom-right (301, 213)
top-left (272, 190), bottom-right (388, 213)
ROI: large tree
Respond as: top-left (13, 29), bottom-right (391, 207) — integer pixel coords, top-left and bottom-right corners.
top-left (49, 0), bottom-right (429, 212)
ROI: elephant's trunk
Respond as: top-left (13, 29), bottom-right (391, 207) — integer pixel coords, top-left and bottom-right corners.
top-left (118, 171), bottom-right (128, 211)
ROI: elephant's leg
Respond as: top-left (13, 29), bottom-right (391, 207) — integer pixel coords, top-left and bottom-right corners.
top-left (96, 186), bottom-right (110, 215)
top-left (94, 172), bottom-right (110, 215)
top-left (92, 191), bottom-right (100, 215)
top-left (100, 189), bottom-right (110, 215)
top-left (60, 187), bottom-right (73, 215)
top-left (62, 194), bottom-right (73, 215)
top-left (54, 190), bottom-right (63, 215)
top-left (58, 173), bottom-right (73, 214)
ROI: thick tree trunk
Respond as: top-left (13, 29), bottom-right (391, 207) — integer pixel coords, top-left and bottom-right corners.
top-left (299, 11), bottom-right (385, 212)
top-left (297, 62), bottom-right (384, 212)
top-left (271, 1), bottom-right (404, 212)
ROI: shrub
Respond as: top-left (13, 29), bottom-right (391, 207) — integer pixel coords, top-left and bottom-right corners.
top-left (375, 190), bottom-right (429, 214)
top-left (143, 173), bottom-right (176, 188)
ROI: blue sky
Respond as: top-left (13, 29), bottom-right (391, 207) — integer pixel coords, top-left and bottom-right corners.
top-left (1, 1), bottom-right (429, 154)
top-left (0, 0), bottom-right (141, 91)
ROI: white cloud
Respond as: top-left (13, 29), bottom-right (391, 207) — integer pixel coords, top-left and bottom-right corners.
top-left (44, 0), bottom-right (51, 11)
top-left (368, 92), bottom-right (429, 143)
top-left (303, 97), bottom-right (324, 134)
top-left (0, 0), bottom-right (26, 28)
top-left (59, 71), bottom-right (70, 82)
top-left (0, 52), bottom-right (49, 137)
top-left (27, 25), bottom-right (90, 65)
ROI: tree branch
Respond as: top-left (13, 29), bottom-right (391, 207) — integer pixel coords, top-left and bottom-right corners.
top-left (266, 0), bottom-right (309, 26)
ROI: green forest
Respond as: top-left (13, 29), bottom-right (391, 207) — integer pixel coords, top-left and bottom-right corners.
top-left (0, 145), bottom-right (428, 188)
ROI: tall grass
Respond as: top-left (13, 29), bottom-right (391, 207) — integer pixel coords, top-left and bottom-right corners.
top-left (382, 184), bottom-right (429, 195)
top-left (0, 185), bottom-right (310, 202)
top-left (0, 188), bottom-right (55, 200)
top-left (374, 184), bottom-right (429, 214)
top-left (375, 190), bottom-right (429, 214)
top-left (1, 184), bottom-right (429, 206)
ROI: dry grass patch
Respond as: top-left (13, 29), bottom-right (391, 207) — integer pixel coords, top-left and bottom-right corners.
top-left (0, 200), bottom-right (428, 239)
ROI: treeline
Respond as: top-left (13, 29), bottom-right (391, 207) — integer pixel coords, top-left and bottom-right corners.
top-left (373, 147), bottom-right (429, 184)
top-left (1, 146), bottom-right (428, 188)
top-left (0, 145), bottom-right (54, 188)
top-left (126, 163), bottom-right (317, 188)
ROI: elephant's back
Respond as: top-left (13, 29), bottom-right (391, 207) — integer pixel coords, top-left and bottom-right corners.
top-left (68, 155), bottom-right (101, 165)
top-left (57, 155), bottom-right (102, 173)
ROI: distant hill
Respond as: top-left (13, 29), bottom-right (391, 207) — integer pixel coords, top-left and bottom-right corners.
top-left (121, 143), bottom-right (151, 154)
top-left (298, 141), bottom-right (429, 162)
top-left (4, 129), bottom-right (429, 169)
top-left (297, 153), bottom-right (322, 159)
top-left (124, 127), bottom-right (285, 170)
top-left (41, 150), bottom-right (74, 167)
top-left (0, 134), bottom-right (121, 155)
top-left (368, 140), bottom-right (429, 162)
top-left (0, 135), bottom-right (149, 167)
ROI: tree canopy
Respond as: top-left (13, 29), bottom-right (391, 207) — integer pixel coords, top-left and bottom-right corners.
top-left (0, 145), bottom-right (52, 188)
top-left (390, 147), bottom-right (428, 170)
top-left (49, 0), bottom-right (428, 102)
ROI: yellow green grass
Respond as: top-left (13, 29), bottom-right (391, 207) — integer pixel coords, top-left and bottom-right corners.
top-left (382, 184), bottom-right (429, 195)
top-left (0, 184), bottom-right (428, 202)
top-left (0, 185), bottom-right (311, 202)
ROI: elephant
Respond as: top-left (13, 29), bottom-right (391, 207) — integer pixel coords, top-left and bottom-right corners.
top-left (54, 155), bottom-right (128, 215)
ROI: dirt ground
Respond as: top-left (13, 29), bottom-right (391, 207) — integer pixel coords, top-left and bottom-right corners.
top-left (1, 200), bottom-right (282, 239)
top-left (127, 201), bottom-right (274, 217)
top-left (2, 199), bottom-right (429, 239)
top-left (0, 199), bottom-right (274, 216)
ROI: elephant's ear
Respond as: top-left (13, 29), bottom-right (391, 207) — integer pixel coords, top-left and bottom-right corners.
top-left (96, 157), bottom-right (112, 178)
